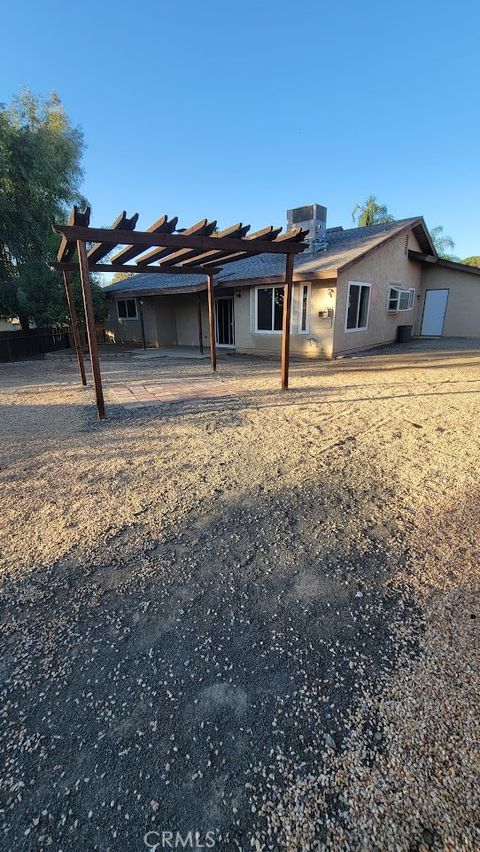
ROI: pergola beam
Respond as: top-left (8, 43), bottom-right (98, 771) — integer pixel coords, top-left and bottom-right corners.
top-left (52, 206), bottom-right (310, 419)
top-left (183, 226), bottom-right (304, 268)
top-left (111, 215), bottom-right (178, 265)
top-left (51, 261), bottom-right (221, 276)
top-left (136, 219), bottom-right (217, 266)
top-left (159, 222), bottom-right (250, 269)
top-left (58, 206), bottom-right (91, 262)
top-left (87, 211), bottom-right (139, 263)
top-left (53, 224), bottom-right (308, 258)
top-left (180, 223), bottom-right (268, 268)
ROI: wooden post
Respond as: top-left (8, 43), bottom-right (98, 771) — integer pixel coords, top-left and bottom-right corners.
top-left (63, 271), bottom-right (87, 386)
top-left (77, 240), bottom-right (106, 419)
top-left (138, 298), bottom-right (147, 350)
top-left (280, 253), bottom-right (295, 390)
top-left (207, 273), bottom-right (216, 372)
top-left (197, 293), bottom-right (204, 355)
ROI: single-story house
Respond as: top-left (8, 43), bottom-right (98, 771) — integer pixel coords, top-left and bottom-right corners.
top-left (103, 205), bottom-right (480, 359)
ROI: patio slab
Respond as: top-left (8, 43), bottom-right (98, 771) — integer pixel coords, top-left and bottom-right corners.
top-left (111, 377), bottom-right (242, 407)
top-left (131, 347), bottom-right (211, 360)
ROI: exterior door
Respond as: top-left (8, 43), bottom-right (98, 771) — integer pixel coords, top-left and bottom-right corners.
top-left (421, 289), bottom-right (449, 336)
top-left (215, 298), bottom-right (235, 346)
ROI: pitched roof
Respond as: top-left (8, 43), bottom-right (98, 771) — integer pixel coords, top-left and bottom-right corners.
top-left (104, 217), bottom-right (432, 296)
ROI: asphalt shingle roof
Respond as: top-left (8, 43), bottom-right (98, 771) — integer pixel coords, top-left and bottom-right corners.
top-left (103, 218), bottom-right (424, 296)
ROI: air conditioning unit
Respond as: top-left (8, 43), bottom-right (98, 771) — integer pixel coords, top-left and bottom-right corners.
top-left (287, 204), bottom-right (327, 250)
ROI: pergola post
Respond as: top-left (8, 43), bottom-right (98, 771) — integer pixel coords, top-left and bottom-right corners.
top-left (77, 240), bottom-right (106, 419)
top-left (207, 273), bottom-right (216, 371)
top-left (280, 252), bottom-right (295, 390)
top-left (53, 209), bottom-right (309, 420)
top-left (62, 270), bottom-right (86, 386)
top-left (197, 293), bottom-right (204, 355)
top-left (138, 298), bottom-right (147, 350)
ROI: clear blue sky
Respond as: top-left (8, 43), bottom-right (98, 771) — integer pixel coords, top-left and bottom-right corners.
top-left (1, 0), bottom-right (479, 258)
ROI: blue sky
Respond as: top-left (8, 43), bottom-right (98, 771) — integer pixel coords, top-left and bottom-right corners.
top-left (1, 0), bottom-right (479, 258)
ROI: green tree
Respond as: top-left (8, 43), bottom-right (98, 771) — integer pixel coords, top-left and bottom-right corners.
top-left (352, 195), bottom-right (394, 227)
top-left (430, 225), bottom-right (456, 260)
top-left (462, 256), bottom-right (480, 267)
top-left (0, 89), bottom-right (105, 328)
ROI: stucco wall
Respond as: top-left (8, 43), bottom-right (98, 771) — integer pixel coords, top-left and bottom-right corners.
top-left (233, 282), bottom-right (336, 359)
top-left (106, 293), bottom-right (211, 349)
top-left (105, 286), bottom-right (337, 358)
top-left (416, 265), bottom-right (480, 337)
top-left (107, 296), bottom-right (177, 346)
top-left (106, 297), bottom-right (144, 345)
top-left (333, 229), bottom-right (423, 355)
top-left (174, 293), bottom-right (210, 347)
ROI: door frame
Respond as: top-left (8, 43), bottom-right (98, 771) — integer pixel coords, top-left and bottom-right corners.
top-left (420, 288), bottom-right (449, 337)
top-left (215, 296), bottom-right (235, 348)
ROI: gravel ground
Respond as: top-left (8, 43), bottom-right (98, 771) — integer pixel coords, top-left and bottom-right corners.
top-left (0, 346), bottom-right (479, 851)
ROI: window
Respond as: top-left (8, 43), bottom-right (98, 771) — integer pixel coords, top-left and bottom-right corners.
top-left (255, 286), bottom-right (284, 332)
top-left (117, 298), bottom-right (138, 319)
top-left (346, 282), bottom-right (371, 331)
top-left (387, 286), bottom-right (415, 312)
top-left (299, 284), bottom-right (310, 333)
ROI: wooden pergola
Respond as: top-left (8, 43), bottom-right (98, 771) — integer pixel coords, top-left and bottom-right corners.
top-left (52, 206), bottom-right (308, 419)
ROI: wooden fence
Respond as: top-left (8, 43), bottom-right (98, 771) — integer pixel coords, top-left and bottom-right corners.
top-left (0, 326), bottom-right (71, 362)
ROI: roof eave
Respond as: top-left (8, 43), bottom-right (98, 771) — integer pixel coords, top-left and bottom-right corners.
top-left (219, 269), bottom-right (337, 287)
top-left (105, 268), bottom-right (338, 297)
top-left (105, 282), bottom-right (207, 298)
top-left (336, 218), bottom-right (433, 275)
top-left (409, 251), bottom-right (480, 277)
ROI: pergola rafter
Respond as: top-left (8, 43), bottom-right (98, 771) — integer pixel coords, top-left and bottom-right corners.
top-left (52, 206), bottom-right (309, 419)
top-left (110, 215), bottom-right (178, 265)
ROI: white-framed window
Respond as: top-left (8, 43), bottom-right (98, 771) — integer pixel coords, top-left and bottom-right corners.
top-left (255, 286), bottom-right (284, 333)
top-left (387, 286), bottom-right (415, 312)
top-left (345, 282), bottom-right (371, 332)
top-left (298, 284), bottom-right (310, 333)
top-left (117, 298), bottom-right (138, 320)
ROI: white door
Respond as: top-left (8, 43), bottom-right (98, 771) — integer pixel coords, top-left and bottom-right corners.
top-left (421, 289), bottom-right (448, 336)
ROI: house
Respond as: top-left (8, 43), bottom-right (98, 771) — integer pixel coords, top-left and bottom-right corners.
top-left (0, 318), bottom-right (22, 332)
top-left (104, 205), bottom-right (480, 358)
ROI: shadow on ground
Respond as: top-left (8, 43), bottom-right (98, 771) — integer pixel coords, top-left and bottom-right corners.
top-left (0, 463), bottom-right (420, 850)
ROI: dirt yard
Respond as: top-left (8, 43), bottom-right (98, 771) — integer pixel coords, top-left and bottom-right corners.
top-left (0, 345), bottom-right (479, 851)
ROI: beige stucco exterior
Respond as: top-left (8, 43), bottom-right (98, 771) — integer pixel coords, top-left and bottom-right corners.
top-left (105, 224), bottom-right (480, 357)
top-left (333, 229), bottom-right (423, 355)
top-left (106, 284), bottom-right (337, 358)
top-left (416, 265), bottom-right (480, 337)
top-left (232, 282), bottom-right (336, 359)
top-left (106, 294), bottom-right (210, 349)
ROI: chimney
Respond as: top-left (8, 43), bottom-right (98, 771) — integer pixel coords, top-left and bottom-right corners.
top-left (287, 204), bottom-right (327, 252)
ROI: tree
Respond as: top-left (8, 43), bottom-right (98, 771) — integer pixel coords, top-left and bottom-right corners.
top-left (462, 256), bottom-right (480, 268)
top-left (352, 195), bottom-right (394, 227)
top-left (430, 225), bottom-right (456, 260)
top-left (110, 271), bottom-right (133, 284)
top-left (0, 88), bottom-right (105, 329)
